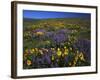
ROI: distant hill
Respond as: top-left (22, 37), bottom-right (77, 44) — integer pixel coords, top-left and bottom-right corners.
top-left (23, 18), bottom-right (90, 31)
top-left (23, 18), bottom-right (40, 27)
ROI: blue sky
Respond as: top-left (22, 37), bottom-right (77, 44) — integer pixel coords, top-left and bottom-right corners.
top-left (23, 10), bottom-right (90, 19)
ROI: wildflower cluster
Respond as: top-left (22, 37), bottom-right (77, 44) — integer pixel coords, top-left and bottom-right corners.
top-left (23, 18), bottom-right (91, 69)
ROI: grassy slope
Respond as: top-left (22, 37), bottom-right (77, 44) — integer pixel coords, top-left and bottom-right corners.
top-left (23, 18), bottom-right (91, 40)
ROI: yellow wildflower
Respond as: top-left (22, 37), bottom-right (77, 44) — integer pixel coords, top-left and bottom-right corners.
top-left (36, 31), bottom-right (44, 36)
top-left (39, 50), bottom-right (43, 55)
top-left (24, 53), bottom-right (28, 60)
top-left (64, 46), bottom-right (68, 55)
top-left (72, 61), bottom-right (76, 66)
top-left (79, 52), bottom-right (85, 61)
top-left (69, 47), bottom-right (72, 51)
top-left (32, 48), bottom-right (35, 52)
top-left (35, 48), bottom-right (38, 52)
top-left (64, 46), bottom-right (67, 49)
top-left (51, 48), bottom-right (55, 50)
top-left (62, 53), bottom-right (65, 57)
top-left (30, 48), bottom-right (35, 54)
top-left (74, 61), bottom-right (76, 65)
top-left (52, 55), bottom-right (55, 61)
top-left (64, 49), bottom-right (68, 55)
top-left (27, 60), bottom-right (32, 66)
top-left (57, 48), bottom-right (62, 57)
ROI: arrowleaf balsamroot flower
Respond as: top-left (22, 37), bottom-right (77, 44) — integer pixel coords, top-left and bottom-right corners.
top-left (51, 55), bottom-right (55, 61)
top-left (57, 48), bottom-right (62, 57)
top-left (27, 60), bottom-right (32, 66)
top-left (79, 52), bottom-right (85, 61)
top-left (36, 31), bottom-right (44, 36)
top-left (64, 46), bottom-right (68, 55)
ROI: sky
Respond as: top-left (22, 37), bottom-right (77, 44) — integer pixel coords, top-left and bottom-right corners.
top-left (23, 10), bottom-right (90, 19)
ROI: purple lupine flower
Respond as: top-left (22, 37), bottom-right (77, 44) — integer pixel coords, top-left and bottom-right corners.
top-left (53, 33), bottom-right (66, 43)
top-left (46, 31), bottom-right (54, 38)
top-left (57, 29), bottom-right (71, 34)
top-left (44, 54), bottom-right (51, 64)
top-left (73, 39), bottom-right (91, 62)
